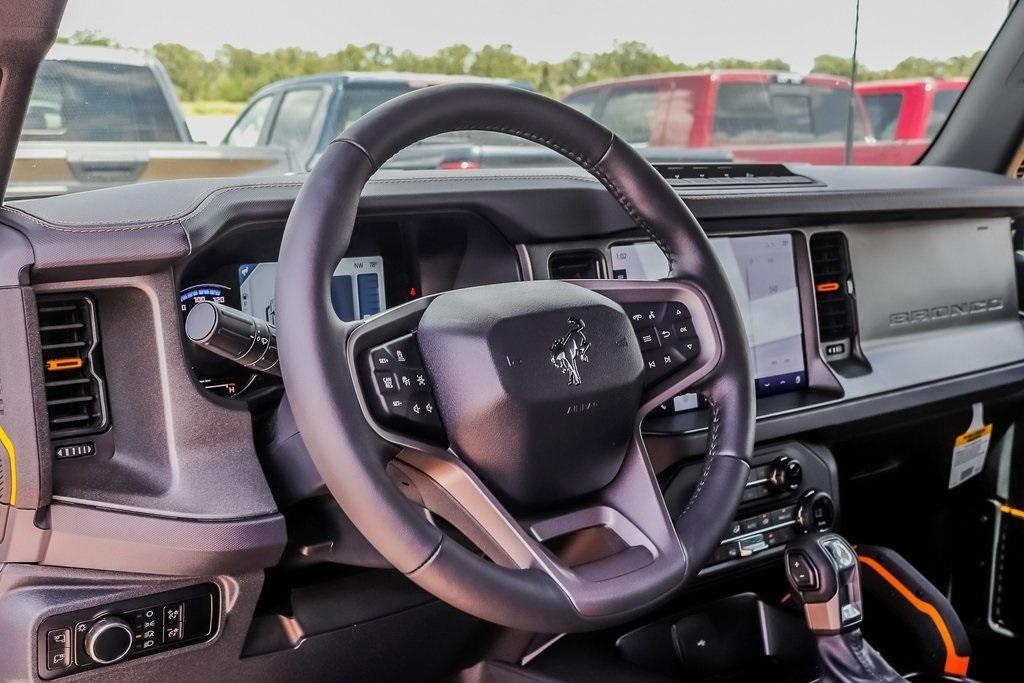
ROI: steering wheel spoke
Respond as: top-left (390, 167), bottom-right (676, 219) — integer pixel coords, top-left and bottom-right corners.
top-left (345, 295), bottom-right (450, 451)
top-left (392, 428), bottom-right (688, 619)
top-left (574, 278), bottom-right (724, 414)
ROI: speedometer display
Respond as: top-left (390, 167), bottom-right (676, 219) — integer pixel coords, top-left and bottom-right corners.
top-left (179, 283), bottom-right (260, 397)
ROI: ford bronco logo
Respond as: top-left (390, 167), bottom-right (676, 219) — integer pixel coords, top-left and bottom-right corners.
top-left (550, 317), bottom-right (591, 386)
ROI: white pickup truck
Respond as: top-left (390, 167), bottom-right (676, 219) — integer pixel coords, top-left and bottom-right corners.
top-left (10, 45), bottom-right (291, 199)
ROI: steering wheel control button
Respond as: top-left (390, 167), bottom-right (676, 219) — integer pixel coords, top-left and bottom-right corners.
top-left (674, 319), bottom-right (696, 338)
top-left (623, 301), bottom-right (700, 385)
top-left (667, 303), bottom-right (692, 321)
top-left (786, 551), bottom-right (819, 590)
top-left (370, 347), bottom-right (395, 369)
top-left (623, 302), bottom-right (665, 327)
top-left (364, 334), bottom-right (444, 439)
top-left (385, 335), bottom-right (423, 366)
top-left (637, 327), bottom-right (660, 351)
top-left (374, 371), bottom-right (400, 394)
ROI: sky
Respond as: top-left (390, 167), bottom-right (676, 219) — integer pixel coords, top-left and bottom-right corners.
top-left (59, 0), bottom-right (1011, 73)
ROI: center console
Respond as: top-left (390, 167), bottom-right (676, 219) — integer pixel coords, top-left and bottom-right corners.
top-left (664, 441), bottom-right (839, 576)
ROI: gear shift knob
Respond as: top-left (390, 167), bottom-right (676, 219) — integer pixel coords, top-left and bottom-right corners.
top-left (785, 532), bottom-right (863, 634)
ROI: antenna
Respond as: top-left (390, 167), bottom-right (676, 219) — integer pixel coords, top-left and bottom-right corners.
top-left (844, 0), bottom-right (862, 165)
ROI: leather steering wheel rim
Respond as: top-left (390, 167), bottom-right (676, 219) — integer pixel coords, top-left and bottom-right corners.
top-left (277, 84), bottom-right (755, 633)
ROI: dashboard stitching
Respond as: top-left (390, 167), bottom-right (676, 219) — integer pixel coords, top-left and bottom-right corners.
top-left (0, 207), bottom-right (186, 234)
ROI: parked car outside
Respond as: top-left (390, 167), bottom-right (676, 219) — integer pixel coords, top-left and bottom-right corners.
top-left (561, 70), bottom-right (932, 165)
top-left (225, 71), bottom-right (735, 170)
top-left (856, 77), bottom-right (968, 141)
top-left (11, 45), bottom-right (291, 199)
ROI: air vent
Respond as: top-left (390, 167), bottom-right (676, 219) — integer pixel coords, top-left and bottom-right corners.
top-left (809, 232), bottom-right (858, 361)
top-left (654, 163), bottom-right (817, 188)
top-left (37, 294), bottom-right (110, 437)
top-left (548, 250), bottom-right (604, 280)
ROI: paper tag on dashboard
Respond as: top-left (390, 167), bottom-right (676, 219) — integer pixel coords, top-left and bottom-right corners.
top-left (948, 402), bottom-right (991, 489)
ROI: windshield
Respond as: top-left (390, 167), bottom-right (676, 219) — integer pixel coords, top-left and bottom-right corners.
top-left (9, 0), bottom-right (1010, 198)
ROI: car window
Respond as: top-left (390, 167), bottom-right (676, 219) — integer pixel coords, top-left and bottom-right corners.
top-left (268, 88), bottom-right (324, 150)
top-left (927, 89), bottom-right (961, 138)
top-left (712, 82), bottom-right (863, 144)
top-left (598, 86), bottom-right (660, 144)
top-left (562, 89), bottom-right (601, 117)
top-left (861, 93), bottom-right (903, 140)
top-left (21, 59), bottom-right (181, 142)
top-left (225, 95), bottom-right (274, 147)
top-left (333, 82), bottom-right (415, 135)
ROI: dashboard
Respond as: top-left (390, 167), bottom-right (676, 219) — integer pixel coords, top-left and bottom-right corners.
top-left (2, 163), bottom-right (1024, 581)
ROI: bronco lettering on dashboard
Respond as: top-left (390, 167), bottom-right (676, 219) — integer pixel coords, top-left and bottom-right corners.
top-left (888, 298), bottom-right (1004, 327)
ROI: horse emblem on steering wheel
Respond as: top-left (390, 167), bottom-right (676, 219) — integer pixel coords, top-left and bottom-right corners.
top-left (550, 317), bottom-right (591, 386)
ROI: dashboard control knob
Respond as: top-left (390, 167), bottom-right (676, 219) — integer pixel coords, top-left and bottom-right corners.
top-left (768, 457), bottom-right (803, 492)
top-left (796, 490), bottom-right (834, 532)
top-left (84, 616), bottom-right (133, 664)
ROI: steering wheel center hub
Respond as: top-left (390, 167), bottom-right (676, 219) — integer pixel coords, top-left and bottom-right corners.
top-left (417, 280), bottom-right (645, 507)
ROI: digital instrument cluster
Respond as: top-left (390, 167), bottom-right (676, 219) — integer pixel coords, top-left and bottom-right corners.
top-left (179, 256), bottom-right (389, 397)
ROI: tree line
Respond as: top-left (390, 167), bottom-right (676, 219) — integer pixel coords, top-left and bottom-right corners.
top-left (57, 29), bottom-right (985, 103)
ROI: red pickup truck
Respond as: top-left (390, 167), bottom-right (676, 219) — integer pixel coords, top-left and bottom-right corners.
top-left (856, 77), bottom-right (967, 142)
top-left (562, 70), bottom-right (928, 165)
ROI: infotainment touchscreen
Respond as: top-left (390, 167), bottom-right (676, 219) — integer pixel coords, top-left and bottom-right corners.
top-left (610, 235), bottom-right (805, 405)
top-left (238, 256), bottom-right (385, 324)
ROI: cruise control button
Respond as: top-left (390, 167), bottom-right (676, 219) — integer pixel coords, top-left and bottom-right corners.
top-left (385, 334), bottom-right (422, 366)
top-left (406, 393), bottom-right (440, 424)
top-left (395, 368), bottom-right (420, 391)
top-left (384, 396), bottom-right (407, 416)
top-left (370, 347), bottom-right (395, 369)
top-left (374, 371), bottom-right (400, 394)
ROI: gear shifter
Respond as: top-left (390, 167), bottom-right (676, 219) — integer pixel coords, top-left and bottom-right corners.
top-left (785, 532), bottom-right (907, 683)
top-left (785, 532), bottom-right (863, 633)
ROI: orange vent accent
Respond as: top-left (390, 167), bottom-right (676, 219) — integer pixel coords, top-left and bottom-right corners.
top-left (815, 282), bottom-right (841, 293)
top-left (859, 555), bottom-right (970, 677)
top-left (1000, 504), bottom-right (1024, 520)
top-left (46, 357), bottom-right (84, 372)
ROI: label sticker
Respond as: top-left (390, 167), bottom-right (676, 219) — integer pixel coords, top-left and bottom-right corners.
top-left (949, 402), bottom-right (991, 489)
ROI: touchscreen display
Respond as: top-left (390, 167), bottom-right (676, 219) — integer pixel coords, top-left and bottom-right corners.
top-left (238, 256), bottom-right (386, 324)
top-left (611, 235), bottom-right (805, 401)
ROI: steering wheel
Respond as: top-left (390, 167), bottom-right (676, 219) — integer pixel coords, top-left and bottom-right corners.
top-left (276, 84), bottom-right (754, 633)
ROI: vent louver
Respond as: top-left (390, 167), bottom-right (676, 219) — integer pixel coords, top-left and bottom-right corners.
top-left (548, 250), bottom-right (604, 280)
top-left (37, 294), bottom-right (110, 437)
top-left (809, 232), bottom-right (858, 360)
